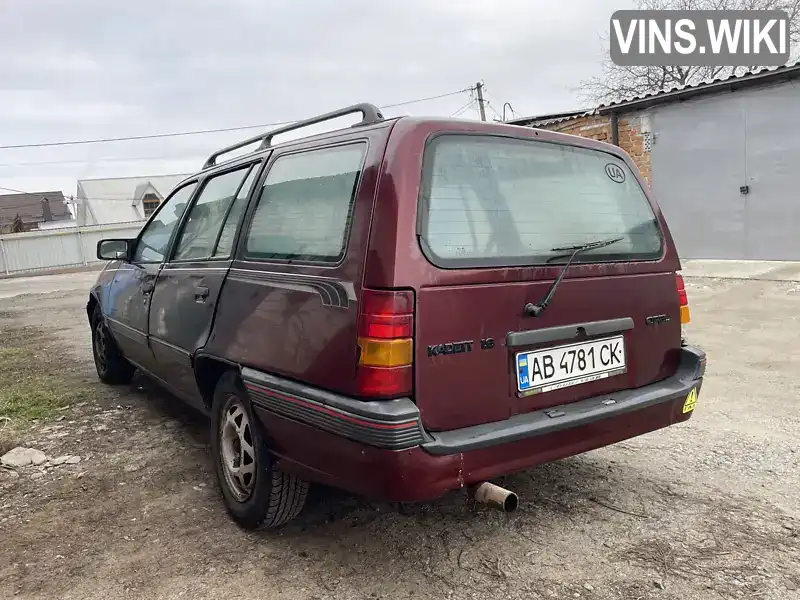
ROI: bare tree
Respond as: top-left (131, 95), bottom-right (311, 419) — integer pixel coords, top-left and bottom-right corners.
top-left (580, 0), bottom-right (800, 104)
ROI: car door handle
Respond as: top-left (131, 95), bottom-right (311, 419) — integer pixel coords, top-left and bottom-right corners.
top-left (141, 281), bottom-right (154, 294)
top-left (194, 285), bottom-right (210, 301)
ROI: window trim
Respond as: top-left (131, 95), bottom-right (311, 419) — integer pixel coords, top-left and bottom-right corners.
top-left (210, 161), bottom-right (263, 260)
top-left (239, 140), bottom-right (369, 268)
top-left (416, 132), bottom-right (666, 270)
top-left (131, 180), bottom-right (199, 265)
top-left (168, 162), bottom-right (261, 264)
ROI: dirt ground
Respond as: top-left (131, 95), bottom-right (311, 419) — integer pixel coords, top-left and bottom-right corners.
top-left (1, 271), bottom-right (798, 600)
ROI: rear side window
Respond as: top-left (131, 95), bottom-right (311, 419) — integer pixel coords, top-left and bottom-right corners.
top-left (419, 135), bottom-right (664, 268)
top-left (245, 144), bottom-right (367, 263)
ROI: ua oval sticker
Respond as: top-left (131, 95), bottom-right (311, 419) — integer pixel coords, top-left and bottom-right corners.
top-left (605, 163), bottom-right (626, 183)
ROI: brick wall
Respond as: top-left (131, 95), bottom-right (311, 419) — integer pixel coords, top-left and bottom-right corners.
top-left (537, 112), bottom-right (652, 184)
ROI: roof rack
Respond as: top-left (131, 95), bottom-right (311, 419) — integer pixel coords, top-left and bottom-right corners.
top-left (202, 103), bottom-right (384, 169)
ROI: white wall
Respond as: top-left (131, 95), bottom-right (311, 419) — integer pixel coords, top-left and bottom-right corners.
top-left (37, 219), bottom-right (78, 230)
top-left (0, 221), bottom-right (145, 276)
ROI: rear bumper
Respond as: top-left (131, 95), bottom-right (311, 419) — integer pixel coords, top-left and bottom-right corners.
top-left (423, 346), bottom-right (706, 455)
top-left (245, 346), bottom-right (706, 503)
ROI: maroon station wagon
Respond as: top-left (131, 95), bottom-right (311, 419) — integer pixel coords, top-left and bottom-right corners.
top-left (89, 103), bottom-right (706, 528)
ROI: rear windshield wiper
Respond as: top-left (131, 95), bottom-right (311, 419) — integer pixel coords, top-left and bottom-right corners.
top-left (524, 237), bottom-right (624, 318)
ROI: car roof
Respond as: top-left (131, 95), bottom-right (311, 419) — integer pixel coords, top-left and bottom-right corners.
top-left (174, 109), bottom-right (625, 192)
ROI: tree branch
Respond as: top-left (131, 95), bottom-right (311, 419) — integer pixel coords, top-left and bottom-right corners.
top-left (580, 0), bottom-right (800, 104)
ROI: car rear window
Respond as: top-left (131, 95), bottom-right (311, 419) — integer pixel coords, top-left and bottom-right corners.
top-left (245, 143), bottom-right (366, 263)
top-left (419, 134), bottom-right (664, 268)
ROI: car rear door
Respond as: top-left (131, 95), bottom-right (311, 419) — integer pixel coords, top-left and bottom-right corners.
top-left (414, 270), bottom-right (682, 431)
top-left (204, 136), bottom-right (382, 397)
top-left (380, 126), bottom-right (684, 432)
top-left (148, 162), bottom-right (262, 405)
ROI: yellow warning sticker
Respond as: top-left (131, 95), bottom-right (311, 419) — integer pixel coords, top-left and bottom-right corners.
top-left (682, 388), bottom-right (698, 414)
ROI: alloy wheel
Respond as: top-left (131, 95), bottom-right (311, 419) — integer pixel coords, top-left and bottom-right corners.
top-left (219, 397), bottom-right (257, 502)
top-left (94, 321), bottom-right (109, 372)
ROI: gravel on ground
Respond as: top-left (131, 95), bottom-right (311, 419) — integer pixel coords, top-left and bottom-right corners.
top-left (0, 273), bottom-right (797, 600)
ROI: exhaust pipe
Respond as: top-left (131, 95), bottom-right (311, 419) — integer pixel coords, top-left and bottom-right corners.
top-left (473, 482), bottom-right (519, 513)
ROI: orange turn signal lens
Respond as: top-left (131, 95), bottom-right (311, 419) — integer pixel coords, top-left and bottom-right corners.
top-left (358, 337), bottom-right (413, 368)
top-left (680, 305), bottom-right (691, 324)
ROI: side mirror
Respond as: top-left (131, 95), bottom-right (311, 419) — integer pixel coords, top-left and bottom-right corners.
top-left (97, 239), bottom-right (132, 261)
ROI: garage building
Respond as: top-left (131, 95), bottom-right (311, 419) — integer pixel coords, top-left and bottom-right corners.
top-left (509, 64), bottom-right (800, 261)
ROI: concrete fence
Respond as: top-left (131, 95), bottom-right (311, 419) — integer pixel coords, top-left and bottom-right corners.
top-left (0, 221), bottom-right (145, 277)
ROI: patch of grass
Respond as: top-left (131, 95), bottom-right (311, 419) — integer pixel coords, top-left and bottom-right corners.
top-left (0, 347), bottom-right (27, 359)
top-left (2, 387), bottom-right (81, 421)
top-left (0, 325), bottom-right (97, 423)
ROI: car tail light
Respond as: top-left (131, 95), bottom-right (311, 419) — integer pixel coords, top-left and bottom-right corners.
top-left (356, 289), bottom-right (414, 398)
top-left (676, 273), bottom-right (691, 324)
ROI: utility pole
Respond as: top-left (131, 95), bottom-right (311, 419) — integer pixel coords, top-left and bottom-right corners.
top-left (475, 81), bottom-right (487, 121)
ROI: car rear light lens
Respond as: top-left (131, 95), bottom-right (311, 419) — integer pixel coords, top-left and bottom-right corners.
top-left (355, 365), bottom-right (414, 397)
top-left (357, 289), bottom-right (414, 339)
top-left (676, 273), bottom-right (691, 324)
top-left (357, 337), bottom-right (413, 367)
top-left (356, 288), bottom-right (414, 398)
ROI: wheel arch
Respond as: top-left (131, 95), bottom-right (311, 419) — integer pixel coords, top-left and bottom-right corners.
top-left (194, 353), bottom-right (242, 411)
top-left (87, 292), bottom-right (100, 323)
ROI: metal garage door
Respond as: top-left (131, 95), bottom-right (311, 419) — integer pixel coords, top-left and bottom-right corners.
top-left (651, 81), bottom-right (800, 260)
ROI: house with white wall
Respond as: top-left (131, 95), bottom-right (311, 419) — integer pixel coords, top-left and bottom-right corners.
top-left (75, 173), bottom-right (190, 226)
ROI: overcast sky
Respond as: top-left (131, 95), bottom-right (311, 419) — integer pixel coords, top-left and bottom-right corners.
top-left (0, 0), bottom-right (632, 199)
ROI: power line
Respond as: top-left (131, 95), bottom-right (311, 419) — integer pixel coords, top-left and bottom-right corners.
top-left (0, 186), bottom-right (178, 208)
top-left (0, 185), bottom-right (45, 196)
top-left (1, 85), bottom-right (483, 205)
top-left (0, 154), bottom-right (203, 168)
top-left (379, 89), bottom-right (471, 109)
top-left (484, 87), bottom-right (514, 109)
top-left (486, 101), bottom-right (505, 122)
top-left (0, 88), bottom-right (471, 151)
top-left (0, 121), bottom-right (290, 151)
top-left (0, 90), bottom-right (476, 168)
top-left (450, 99), bottom-right (476, 118)
top-left (1, 199), bottom-right (102, 211)
top-left (483, 88), bottom-right (503, 104)
top-left (450, 85), bottom-right (480, 118)
top-left (484, 88), bottom-right (518, 121)
top-left (0, 194), bottom-right (183, 209)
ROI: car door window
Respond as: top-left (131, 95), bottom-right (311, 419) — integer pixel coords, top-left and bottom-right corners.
top-left (245, 144), bottom-right (366, 263)
top-left (133, 183), bottom-right (197, 263)
top-left (173, 167), bottom-right (250, 261)
top-left (212, 165), bottom-right (259, 259)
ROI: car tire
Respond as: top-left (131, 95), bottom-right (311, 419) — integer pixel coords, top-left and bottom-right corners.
top-left (91, 307), bottom-right (135, 385)
top-left (211, 371), bottom-right (309, 529)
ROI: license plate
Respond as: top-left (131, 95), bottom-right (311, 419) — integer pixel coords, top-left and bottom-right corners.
top-left (516, 335), bottom-right (627, 394)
